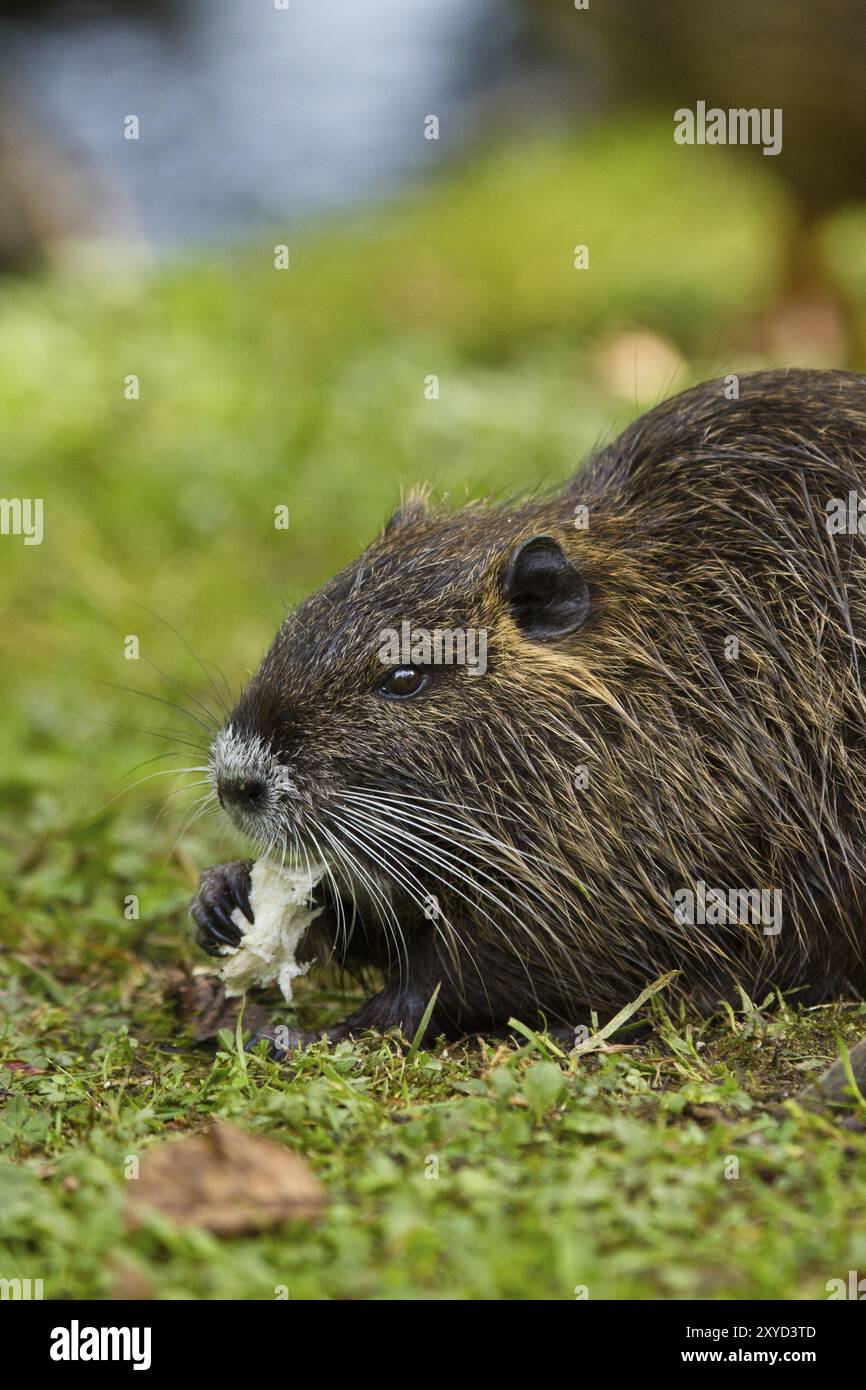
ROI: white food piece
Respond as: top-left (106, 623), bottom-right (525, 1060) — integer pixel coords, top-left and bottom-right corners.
top-left (219, 857), bottom-right (325, 1003)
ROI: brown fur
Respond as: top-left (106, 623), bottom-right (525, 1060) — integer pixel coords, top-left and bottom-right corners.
top-left (193, 368), bottom-right (866, 1044)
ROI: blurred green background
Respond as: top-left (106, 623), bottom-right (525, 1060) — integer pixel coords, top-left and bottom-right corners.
top-left (5, 122), bottom-right (864, 820)
top-left (3, 0), bottom-right (866, 837)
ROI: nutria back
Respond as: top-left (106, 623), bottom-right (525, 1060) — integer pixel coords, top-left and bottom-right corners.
top-left (199, 368), bottom-right (866, 1041)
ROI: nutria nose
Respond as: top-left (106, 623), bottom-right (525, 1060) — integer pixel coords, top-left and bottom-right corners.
top-left (217, 776), bottom-right (267, 811)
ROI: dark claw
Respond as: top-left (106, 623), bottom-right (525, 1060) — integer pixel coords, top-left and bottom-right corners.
top-left (189, 899), bottom-right (241, 951)
top-left (189, 902), bottom-right (229, 957)
top-left (211, 900), bottom-right (242, 942)
top-left (189, 860), bottom-right (254, 958)
top-left (226, 867), bottom-right (254, 924)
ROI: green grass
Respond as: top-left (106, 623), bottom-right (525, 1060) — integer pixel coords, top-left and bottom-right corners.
top-left (1, 119), bottom-right (866, 1300)
top-left (2, 841), bottom-right (865, 1301)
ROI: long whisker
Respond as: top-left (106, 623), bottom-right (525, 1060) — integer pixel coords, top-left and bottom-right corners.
top-left (329, 809), bottom-right (488, 1002)
top-left (343, 785), bottom-right (520, 828)
top-left (340, 794), bottom-right (574, 940)
top-left (87, 762), bottom-right (211, 821)
top-left (83, 675), bottom-right (218, 739)
top-left (51, 703), bottom-right (209, 756)
top-left (317, 823), bottom-right (407, 983)
top-left (304, 818), bottom-right (349, 960)
top-left (130, 602), bottom-right (232, 726)
top-left (342, 788), bottom-right (575, 895)
top-left (338, 804), bottom-right (569, 996)
top-left (169, 790), bottom-right (221, 856)
top-left (318, 816), bottom-right (420, 983)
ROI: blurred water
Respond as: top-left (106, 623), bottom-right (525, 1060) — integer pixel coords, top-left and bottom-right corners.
top-left (0, 0), bottom-right (522, 250)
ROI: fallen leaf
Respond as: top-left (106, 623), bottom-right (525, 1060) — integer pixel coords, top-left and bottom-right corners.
top-left (125, 1121), bottom-right (326, 1234)
top-left (172, 969), bottom-right (270, 1043)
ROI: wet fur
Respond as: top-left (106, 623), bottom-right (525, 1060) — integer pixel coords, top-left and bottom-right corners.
top-left (192, 369), bottom-right (866, 1044)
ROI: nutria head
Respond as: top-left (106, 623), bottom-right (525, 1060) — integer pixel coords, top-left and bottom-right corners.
top-left (210, 488), bottom-right (597, 842)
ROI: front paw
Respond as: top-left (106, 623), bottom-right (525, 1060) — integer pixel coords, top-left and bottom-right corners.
top-left (189, 860), bottom-right (254, 957)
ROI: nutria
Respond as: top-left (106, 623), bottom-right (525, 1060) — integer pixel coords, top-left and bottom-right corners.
top-left (189, 368), bottom-right (866, 1049)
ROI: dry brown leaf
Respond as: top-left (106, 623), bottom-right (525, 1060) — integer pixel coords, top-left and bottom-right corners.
top-left (125, 1120), bottom-right (326, 1235)
top-left (173, 969), bottom-right (270, 1042)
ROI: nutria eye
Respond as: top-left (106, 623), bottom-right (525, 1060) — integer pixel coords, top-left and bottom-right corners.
top-left (378, 666), bottom-right (429, 699)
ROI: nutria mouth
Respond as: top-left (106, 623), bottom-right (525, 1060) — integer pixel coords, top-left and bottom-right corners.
top-left (191, 368), bottom-right (866, 1049)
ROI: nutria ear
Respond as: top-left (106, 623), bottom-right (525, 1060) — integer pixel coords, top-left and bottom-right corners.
top-left (501, 534), bottom-right (590, 639)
